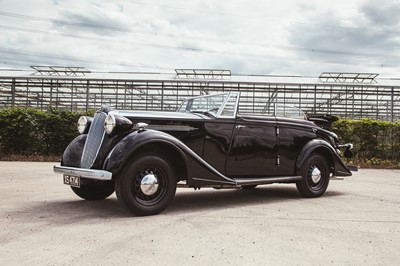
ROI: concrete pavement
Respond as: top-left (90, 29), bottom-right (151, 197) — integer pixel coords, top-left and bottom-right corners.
top-left (0, 162), bottom-right (399, 265)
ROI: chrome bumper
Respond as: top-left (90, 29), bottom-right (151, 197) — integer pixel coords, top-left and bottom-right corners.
top-left (53, 165), bottom-right (112, 181)
top-left (338, 143), bottom-right (353, 149)
top-left (337, 143), bottom-right (354, 159)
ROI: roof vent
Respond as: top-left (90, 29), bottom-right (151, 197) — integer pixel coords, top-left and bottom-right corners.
top-left (31, 66), bottom-right (90, 77)
top-left (175, 69), bottom-right (231, 80)
top-left (319, 72), bottom-right (379, 83)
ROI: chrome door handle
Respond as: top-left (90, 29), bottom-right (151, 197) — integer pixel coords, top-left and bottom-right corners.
top-left (235, 125), bottom-right (246, 129)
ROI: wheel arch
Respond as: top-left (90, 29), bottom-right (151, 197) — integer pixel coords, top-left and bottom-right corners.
top-left (104, 131), bottom-right (189, 181)
top-left (127, 141), bottom-right (188, 182)
top-left (295, 139), bottom-right (336, 175)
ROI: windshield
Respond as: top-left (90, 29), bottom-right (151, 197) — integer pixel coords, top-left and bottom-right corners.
top-left (177, 92), bottom-right (238, 118)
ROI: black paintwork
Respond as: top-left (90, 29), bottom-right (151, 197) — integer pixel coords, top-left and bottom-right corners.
top-left (307, 114), bottom-right (339, 130)
top-left (62, 103), bottom-right (351, 188)
top-left (227, 115), bottom-right (278, 177)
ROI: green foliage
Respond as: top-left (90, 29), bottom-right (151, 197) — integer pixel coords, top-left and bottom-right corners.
top-left (1, 108), bottom-right (399, 168)
top-left (0, 107), bottom-right (94, 158)
top-left (333, 118), bottom-right (400, 168)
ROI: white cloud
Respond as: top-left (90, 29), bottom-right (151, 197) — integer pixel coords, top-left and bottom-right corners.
top-left (0, 0), bottom-right (399, 77)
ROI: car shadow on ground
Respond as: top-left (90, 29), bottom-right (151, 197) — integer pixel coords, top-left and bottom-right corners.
top-left (5, 197), bottom-right (130, 224)
top-left (5, 185), bottom-right (343, 222)
top-left (167, 185), bottom-right (343, 214)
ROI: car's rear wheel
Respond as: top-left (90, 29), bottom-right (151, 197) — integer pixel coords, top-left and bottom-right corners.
top-left (71, 180), bottom-right (114, 200)
top-left (296, 154), bottom-right (330, 197)
top-left (115, 155), bottom-right (177, 216)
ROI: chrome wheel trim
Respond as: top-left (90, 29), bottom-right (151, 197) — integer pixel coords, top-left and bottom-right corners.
top-left (140, 173), bottom-right (159, 196)
top-left (311, 166), bottom-right (322, 183)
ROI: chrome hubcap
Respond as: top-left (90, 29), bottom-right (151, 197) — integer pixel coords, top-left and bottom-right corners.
top-left (311, 167), bottom-right (322, 183)
top-left (140, 173), bottom-right (159, 196)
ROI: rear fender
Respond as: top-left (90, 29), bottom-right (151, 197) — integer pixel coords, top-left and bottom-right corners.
top-left (296, 139), bottom-right (351, 177)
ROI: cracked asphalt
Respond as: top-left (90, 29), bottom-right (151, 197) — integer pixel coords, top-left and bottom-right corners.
top-left (0, 161), bottom-right (399, 265)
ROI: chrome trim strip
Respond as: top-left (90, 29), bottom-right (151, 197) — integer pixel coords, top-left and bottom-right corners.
top-left (146, 125), bottom-right (198, 131)
top-left (338, 143), bottom-right (353, 149)
top-left (53, 165), bottom-right (112, 181)
top-left (234, 176), bottom-right (302, 186)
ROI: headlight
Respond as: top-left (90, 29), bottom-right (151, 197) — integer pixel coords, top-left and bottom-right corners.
top-left (77, 116), bottom-right (92, 134)
top-left (104, 113), bottom-right (133, 136)
top-left (104, 114), bottom-right (116, 135)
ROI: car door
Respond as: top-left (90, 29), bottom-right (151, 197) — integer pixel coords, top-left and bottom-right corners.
top-left (201, 92), bottom-right (238, 175)
top-left (202, 118), bottom-right (236, 175)
top-left (226, 115), bottom-right (278, 177)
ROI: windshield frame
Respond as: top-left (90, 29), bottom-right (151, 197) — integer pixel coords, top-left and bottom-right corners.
top-left (177, 92), bottom-right (239, 119)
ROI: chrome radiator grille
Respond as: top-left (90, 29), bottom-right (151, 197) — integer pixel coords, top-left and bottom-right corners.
top-left (81, 112), bottom-right (106, 169)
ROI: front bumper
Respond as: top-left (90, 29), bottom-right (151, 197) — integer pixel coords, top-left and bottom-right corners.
top-left (53, 165), bottom-right (112, 181)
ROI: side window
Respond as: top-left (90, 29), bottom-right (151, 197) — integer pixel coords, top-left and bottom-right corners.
top-left (220, 93), bottom-right (238, 117)
top-left (275, 104), bottom-right (306, 120)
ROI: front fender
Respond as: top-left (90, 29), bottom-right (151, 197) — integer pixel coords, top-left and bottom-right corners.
top-left (104, 129), bottom-right (236, 186)
top-left (104, 129), bottom-right (181, 173)
top-left (61, 134), bottom-right (87, 167)
top-left (296, 139), bottom-right (352, 177)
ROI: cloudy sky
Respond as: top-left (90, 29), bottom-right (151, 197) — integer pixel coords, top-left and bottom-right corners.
top-left (0, 0), bottom-right (399, 77)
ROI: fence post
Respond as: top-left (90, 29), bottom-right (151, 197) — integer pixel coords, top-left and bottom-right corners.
top-left (11, 78), bottom-right (16, 107)
top-left (86, 80), bottom-right (90, 112)
top-left (161, 81), bottom-right (164, 111)
top-left (391, 87), bottom-right (394, 122)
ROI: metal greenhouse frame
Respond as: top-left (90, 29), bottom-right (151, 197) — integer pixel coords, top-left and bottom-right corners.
top-left (0, 67), bottom-right (399, 121)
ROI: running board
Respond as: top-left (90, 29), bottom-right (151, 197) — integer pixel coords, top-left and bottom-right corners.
top-left (180, 176), bottom-right (302, 189)
top-left (234, 176), bottom-right (302, 186)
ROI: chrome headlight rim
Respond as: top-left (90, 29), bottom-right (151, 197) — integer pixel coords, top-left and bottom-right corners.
top-left (77, 116), bottom-right (92, 134)
top-left (104, 114), bottom-right (116, 135)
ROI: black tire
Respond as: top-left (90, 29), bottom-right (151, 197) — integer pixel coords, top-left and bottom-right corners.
top-left (115, 155), bottom-right (177, 216)
top-left (296, 154), bottom-right (330, 198)
top-left (71, 180), bottom-right (114, 200)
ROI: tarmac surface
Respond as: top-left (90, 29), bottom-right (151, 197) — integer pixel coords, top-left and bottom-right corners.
top-left (0, 161), bottom-right (399, 265)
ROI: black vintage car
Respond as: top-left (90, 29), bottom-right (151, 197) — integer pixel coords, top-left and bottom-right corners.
top-left (54, 92), bottom-right (354, 216)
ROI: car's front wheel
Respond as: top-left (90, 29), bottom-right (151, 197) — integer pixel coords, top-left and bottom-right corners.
top-left (115, 155), bottom-right (177, 216)
top-left (71, 180), bottom-right (115, 200)
top-left (296, 154), bottom-right (330, 197)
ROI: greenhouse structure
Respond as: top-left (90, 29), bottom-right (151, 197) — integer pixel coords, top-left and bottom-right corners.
top-left (0, 66), bottom-right (399, 121)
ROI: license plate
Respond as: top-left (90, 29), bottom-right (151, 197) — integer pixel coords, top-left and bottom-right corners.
top-left (63, 175), bottom-right (81, 188)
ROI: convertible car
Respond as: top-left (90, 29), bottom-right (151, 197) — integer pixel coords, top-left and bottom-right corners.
top-left (54, 92), bottom-right (354, 216)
